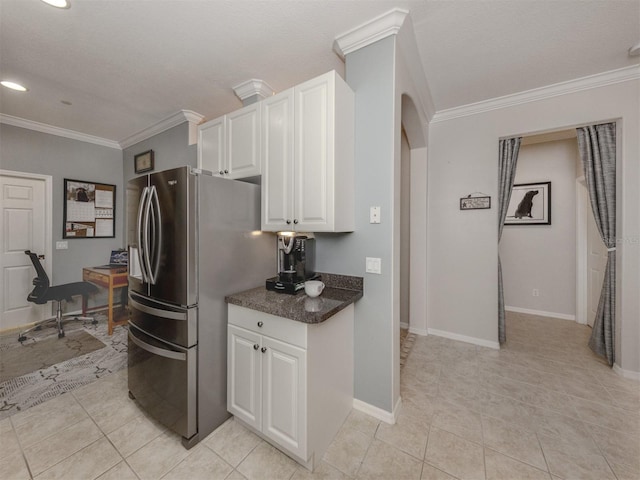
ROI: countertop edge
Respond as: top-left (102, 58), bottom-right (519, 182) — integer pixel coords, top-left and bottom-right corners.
top-left (225, 288), bottom-right (362, 324)
top-left (225, 273), bottom-right (363, 324)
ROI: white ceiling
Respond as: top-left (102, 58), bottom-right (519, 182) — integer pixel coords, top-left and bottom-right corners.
top-left (1, 0), bottom-right (638, 146)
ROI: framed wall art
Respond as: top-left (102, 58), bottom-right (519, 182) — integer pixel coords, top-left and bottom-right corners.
top-left (63, 179), bottom-right (116, 238)
top-left (134, 149), bottom-right (154, 174)
top-left (504, 181), bottom-right (551, 226)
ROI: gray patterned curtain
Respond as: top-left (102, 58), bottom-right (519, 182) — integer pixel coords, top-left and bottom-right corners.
top-left (498, 137), bottom-right (522, 343)
top-left (577, 122), bottom-right (616, 366)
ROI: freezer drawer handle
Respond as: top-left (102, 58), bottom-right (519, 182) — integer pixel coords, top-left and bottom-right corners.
top-left (128, 328), bottom-right (186, 361)
top-left (129, 295), bottom-right (188, 321)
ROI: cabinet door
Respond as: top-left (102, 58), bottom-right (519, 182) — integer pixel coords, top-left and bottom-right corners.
top-left (294, 73), bottom-right (334, 231)
top-left (227, 103), bottom-right (261, 179)
top-left (261, 335), bottom-right (307, 459)
top-left (198, 117), bottom-right (225, 176)
top-left (227, 325), bottom-right (261, 430)
top-left (261, 89), bottom-right (295, 231)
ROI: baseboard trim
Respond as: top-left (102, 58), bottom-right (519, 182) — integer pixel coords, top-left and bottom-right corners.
top-left (408, 326), bottom-right (428, 336)
top-left (505, 306), bottom-right (575, 321)
top-left (427, 328), bottom-right (499, 350)
top-left (613, 363), bottom-right (640, 381)
top-left (352, 396), bottom-right (400, 425)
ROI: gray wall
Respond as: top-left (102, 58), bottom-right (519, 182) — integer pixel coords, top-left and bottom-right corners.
top-left (122, 122), bottom-right (196, 183)
top-left (427, 79), bottom-right (639, 373)
top-left (315, 37), bottom-right (396, 411)
top-left (121, 122), bottom-right (197, 237)
top-left (0, 124), bottom-right (123, 284)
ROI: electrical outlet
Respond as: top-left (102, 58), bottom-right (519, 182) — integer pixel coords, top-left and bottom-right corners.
top-left (532, 288), bottom-right (539, 297)
top-left (56, 241), bottom-right (68, 250)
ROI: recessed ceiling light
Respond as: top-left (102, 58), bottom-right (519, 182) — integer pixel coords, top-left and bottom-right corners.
top-left (1, 81), bottom-right (28, 92)
top-left (41, 0), bottom-right (70, 8)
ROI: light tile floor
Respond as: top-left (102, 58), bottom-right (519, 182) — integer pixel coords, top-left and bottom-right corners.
top-left (1, 312), bottom-right (639, 479)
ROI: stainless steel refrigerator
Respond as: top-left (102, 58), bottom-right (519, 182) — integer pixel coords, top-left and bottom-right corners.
top-left (126, 166), bottom-right (274, 448)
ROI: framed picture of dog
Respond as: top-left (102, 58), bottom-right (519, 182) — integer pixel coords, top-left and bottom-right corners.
top-left (504, 181), bottom-right (551, 225)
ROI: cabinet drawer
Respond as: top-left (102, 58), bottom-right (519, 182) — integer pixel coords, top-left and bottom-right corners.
top-left (228, 304), bottom-right (307, 349)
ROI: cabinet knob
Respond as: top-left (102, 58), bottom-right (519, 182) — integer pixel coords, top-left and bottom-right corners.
top-left (224, 169), bottom-right (229, 174)
top-left (261, 347), bottom-right (267, 353)
top-left (219, 170), bottom-right (224, 175)
top-left (286, 220), bottom-right (291, 225)
top-left (293, 219), bottom-right (298, 225)
top-left (257, 321), bottom-right (263, 327)
top-left (253, 344), bottom-right (259, 350)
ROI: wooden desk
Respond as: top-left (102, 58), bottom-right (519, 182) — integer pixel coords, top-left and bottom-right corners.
top-left (83, 267), bottom-right (128, 335)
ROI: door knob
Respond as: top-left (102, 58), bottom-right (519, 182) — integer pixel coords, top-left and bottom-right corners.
top-left (38, 254), bottom-right (45, 260)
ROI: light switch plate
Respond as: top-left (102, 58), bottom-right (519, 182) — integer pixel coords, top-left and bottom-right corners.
top-left (366, 257), bottom-right (381, 274)
top-left (370, 206), bottom-right (381, 224)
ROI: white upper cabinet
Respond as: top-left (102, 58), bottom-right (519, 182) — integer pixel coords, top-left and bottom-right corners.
top-left (198, 116), bottom-right (224, 175)
top-left (198, 102), bottom-right (261, 179)
top-left (261, 71), bottom-right (354, 232)
top-left (261, 88), bottom-right (295, 229)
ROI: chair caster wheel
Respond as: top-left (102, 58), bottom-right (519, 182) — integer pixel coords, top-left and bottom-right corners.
top-left (18, 335), bottom-right (27, 342)
top-left (91, 319), bottom-right (98, 325)
top-left (58, 331), bottom-right (65, 338)
top-left (128, 391), bottom-right (135, 400)
top-left (34, 325), bottom-right (42, 331)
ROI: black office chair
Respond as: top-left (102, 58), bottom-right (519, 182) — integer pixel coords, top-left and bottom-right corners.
top-left (19, 250), bottom-right (99, 341)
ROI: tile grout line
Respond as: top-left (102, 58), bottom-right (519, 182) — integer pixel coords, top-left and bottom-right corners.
top-left (8, 414), bottom-right (35, 480)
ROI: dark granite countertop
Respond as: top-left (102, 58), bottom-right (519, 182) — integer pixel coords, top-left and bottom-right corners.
top-left (225, 273), bottom-right (363, 324)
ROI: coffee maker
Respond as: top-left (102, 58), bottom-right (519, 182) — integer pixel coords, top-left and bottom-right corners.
top-left (266, 234), bottom-right (317, 294)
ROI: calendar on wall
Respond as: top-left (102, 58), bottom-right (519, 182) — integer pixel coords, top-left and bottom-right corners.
top-left (63, 179), bottom-right (116, 238)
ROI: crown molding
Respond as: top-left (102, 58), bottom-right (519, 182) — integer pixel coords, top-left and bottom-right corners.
top-left (431, 65), bottom-right (640, 124)
top-left (334, 8), bottom-right (408, 59)
top-left (0, 113), bottom-right (121, 149)
top-left (119, 109), bottom-right (205, 149)
top-left (232, 79), bottom-right (274, 102)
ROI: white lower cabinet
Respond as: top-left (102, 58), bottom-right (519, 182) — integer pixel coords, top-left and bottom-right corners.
top-left (227, 303), bottom-right (353, 470)
top-left (228, 324), bottom-right (307, 457)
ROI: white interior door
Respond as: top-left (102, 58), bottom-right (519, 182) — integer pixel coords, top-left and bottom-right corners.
top-left (587, 202), bottom-right (608, 328)
top-left (0, 171), bottom-right (52, 331)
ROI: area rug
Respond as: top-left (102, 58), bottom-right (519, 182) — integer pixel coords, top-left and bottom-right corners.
top-left (0, 330), bottom-right (106, 384)
top-left (0, 315), bottom-right (127, 419)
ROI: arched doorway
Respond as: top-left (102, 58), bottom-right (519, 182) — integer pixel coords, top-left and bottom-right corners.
top-left (395, 94), bottom-right (428, 401)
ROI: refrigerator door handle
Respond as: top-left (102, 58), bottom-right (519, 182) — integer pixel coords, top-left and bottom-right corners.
top-left (128, 327), bottom-right (186, 361)
top-left (129, 293), bottom-right (188, 321)
top-left (142, 186), bottom-right (155, 284)
top-left (148, 185), bottom-right (162, 285)
top-left (136, 186), bottom-right (150, 283)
